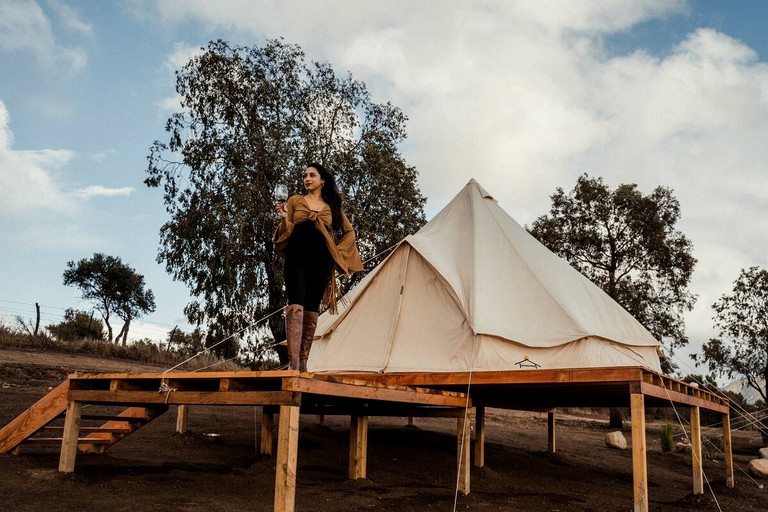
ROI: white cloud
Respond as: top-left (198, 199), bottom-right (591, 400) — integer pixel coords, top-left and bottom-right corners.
top-left (0, 100), bottom-right (78, 215)
top-left (0, 100), bottom-right (134, 218)
top-left (75, 185), bottom-right (134, 199)
top-left (0, 0), bottom-right (86, 74)
top-left (89, 149), bottom-right (116, 163)
top-left (49, 0), bottom-right (94, 38)
top-left (165, 41), bottom-right (204, 71)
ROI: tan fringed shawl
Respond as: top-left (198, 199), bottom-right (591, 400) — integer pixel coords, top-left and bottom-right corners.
top-left (273, 195), bottom-right (363, 313)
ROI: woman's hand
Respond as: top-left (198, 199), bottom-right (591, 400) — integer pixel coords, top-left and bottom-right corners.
top-left (275, 202), bottom-right (287, 218)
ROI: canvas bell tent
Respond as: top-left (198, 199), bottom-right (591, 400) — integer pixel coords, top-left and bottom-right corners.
top-left (308, 179), bottom-right (661, 374)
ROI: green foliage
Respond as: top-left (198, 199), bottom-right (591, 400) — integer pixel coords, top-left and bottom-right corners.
top-left (63, 253), bottom-right (156, 344)
top-left (528, 174), bottom-right (697, 368)
top-left (47, 308), bottom-right (105, 341)
top-left (695, 267), bottom-right (768, 404)
top-left (145, 39), bottom-right (426, 358)
top-left (167, 327), bottom-right (206, 357)
top-left (660, 423), bottom-right (674, 452)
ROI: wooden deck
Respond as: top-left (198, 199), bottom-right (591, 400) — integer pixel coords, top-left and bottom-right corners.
top-left (0, 366), bottom-right (732, 512)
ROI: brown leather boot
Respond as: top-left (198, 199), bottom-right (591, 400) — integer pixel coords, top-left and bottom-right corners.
top-left (299, 311), bottom-right (318, 372)
top-left (284, 304), bottom-right (304, 370)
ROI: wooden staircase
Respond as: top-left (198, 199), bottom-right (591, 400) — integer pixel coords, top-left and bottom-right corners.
top-left (0, 379), bottom-right (168, 454)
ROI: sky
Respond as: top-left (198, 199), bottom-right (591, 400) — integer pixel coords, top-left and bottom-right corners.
top-left (0, 0), bottom-right (766, 377)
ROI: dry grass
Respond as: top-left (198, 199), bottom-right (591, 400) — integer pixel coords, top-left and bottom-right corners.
top-left (0, 322), bottom-right (241, 371)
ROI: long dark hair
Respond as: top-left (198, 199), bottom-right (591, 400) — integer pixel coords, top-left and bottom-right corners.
top-left (308, 163), bottom-right (343, 232)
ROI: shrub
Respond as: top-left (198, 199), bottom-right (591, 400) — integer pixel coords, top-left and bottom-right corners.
top-left (660, 423), bottom-right (675, 452)
top-left (47, 308), bottom-right (105, 341)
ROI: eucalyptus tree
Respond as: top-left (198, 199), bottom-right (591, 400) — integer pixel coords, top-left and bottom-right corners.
top-left (146, 39), bottom-right (425, 359)
top-left (529, 175), bottom-right (696, 427)
top-left (696, 267), bottom-right (768, 405)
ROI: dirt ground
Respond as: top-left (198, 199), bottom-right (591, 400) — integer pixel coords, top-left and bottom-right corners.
top-left (1, 347), bottom-right (766, 512)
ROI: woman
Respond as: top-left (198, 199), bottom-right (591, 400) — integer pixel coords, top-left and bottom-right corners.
top-left (273, 163), bottom-right (363, 371)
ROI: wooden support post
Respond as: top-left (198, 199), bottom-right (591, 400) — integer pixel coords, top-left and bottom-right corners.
top-left (349, 415), bottom-right (368, 479)
top-left (260, 408), bottom-right (274, 456)
top-left (690, 406), bottom-right (704, 495)
top-left (457, 409), bottom-right (471, 495)
top-left (58, 400), bottom-right (83, 473)
top-left (474, 406), bottom-right (485, 467)
top-left (175, 405), bottom-right (189, 434)
top-left (722, 412), bottom-right (734, 488)
top-left (547, 410), bottom-right (556, 454)
top-left (630, 393), bottom-right (648, 512)
top-left (274, 405), bottom-right (300, 512)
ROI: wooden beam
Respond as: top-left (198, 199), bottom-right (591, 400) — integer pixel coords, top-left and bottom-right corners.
top-left (722, 412), bottom-right (734, 488)
top-left (58, 400), bottom-right (82, 473)
top-left (332, 367), bottom-right (646, 386)
top-left (282, 378), bottom-right (468, 407)
top-left (176, 405), bottom-right (189, 434)
top-left (274, 405), bottom-right (300, 512)
top-left (547, 411), bottom-right (556, 454)
top-left (630, 393), bottom-right (648, 512)
top-left (637, 382), bottom-right (728, 414)
top-left (68, 390), bottom-right (301, 406)
top-left (474, 406), bottom-right (485, 467)
top-left (456, 408), bottom-right (471, 495)
top-left (690, 406), bottom-right (703, 495)
top-left (349, 415), bottom-right (368, 479)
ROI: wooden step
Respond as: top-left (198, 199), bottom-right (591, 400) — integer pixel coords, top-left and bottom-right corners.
top-left (23, 437), bottom-right (113, 445)
top-left (39, 426), bottom-right (133, 434)
top-left (79, 414), bottom-right (148, 423)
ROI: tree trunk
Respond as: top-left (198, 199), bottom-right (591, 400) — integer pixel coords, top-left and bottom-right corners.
top-left (121, 319), bottom-right (131, 346)
top-left (114, 322), bottom-right (127, 345)
top-left (104, 316), bottom-right (113, 343)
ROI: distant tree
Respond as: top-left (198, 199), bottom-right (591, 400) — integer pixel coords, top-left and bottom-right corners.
top-left (145, 39), bottom-right (426, 359)
top-left (695, 267), bottom-right (768, 404)
top-left (47, 308), bottom-right (105, 341)
top-left (63, 253), bottom-right (156, 344)
top-left (529, 174), bottom-right (697, 428)
top-left (529, 174), bottom-right (697, 364)
top-left (167, 327), bottom-right (206, 357)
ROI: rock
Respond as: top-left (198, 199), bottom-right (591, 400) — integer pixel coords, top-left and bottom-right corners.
top-left (759, 447), bottom-right (768, 459)
top-left (675, 441), bottom-right (691, 453)
top-left (605, 431), bottom-right (627, 450)
top-left (748, 459), bottom-right (768, 479)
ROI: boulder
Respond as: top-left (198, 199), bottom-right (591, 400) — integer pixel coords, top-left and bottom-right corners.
top-left (759, 447), bottom-right (768, 459)
top-left (748, 459), bottom-right (768, 479)
top-left (605, 431), bottom-right (627, 450)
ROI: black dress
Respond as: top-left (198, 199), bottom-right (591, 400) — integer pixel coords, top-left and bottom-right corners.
top-left (283, 219), bottom-right (334, 312)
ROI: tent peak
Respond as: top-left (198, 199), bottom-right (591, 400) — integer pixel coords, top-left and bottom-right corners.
top-left (465, 178), bottom-right (496, 202)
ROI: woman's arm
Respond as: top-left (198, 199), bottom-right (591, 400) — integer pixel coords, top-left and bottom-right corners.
top-left (273, 196), bottom-right (298, 256)
top-left (336, 209), bottom-right (363, 273)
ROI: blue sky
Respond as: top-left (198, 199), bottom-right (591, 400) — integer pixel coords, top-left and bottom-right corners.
top-left (1, 1), bottom-right (767, 376)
